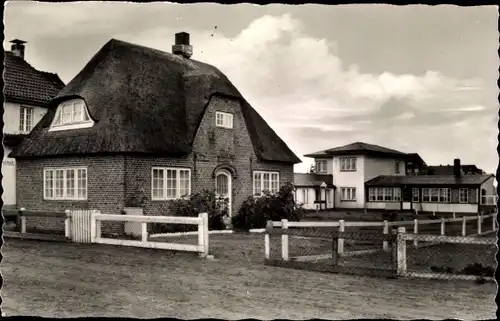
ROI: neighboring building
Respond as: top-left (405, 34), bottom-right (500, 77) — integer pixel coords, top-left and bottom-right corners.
top-left (405, 153), bottom-right (427, 175)
top-left (426, 164), bottom-right (485, 175)
top-left (293, 173), bottom-right (335, 210)
top-left (303, 142), bottom-right (409, 209)
top-left (3, 39), bottom-right (65, 207)
top-left (365, 159), bottom-right (496, 214)
top-left (11, 33), bottom-right (301, 232)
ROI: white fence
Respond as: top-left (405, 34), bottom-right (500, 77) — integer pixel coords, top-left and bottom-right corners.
top-left (89, 212), bottom-right (209, 256)
top-left (60, 210), bottom-right (210, 257)
top-left (265, 213), bottom-right (497, 261)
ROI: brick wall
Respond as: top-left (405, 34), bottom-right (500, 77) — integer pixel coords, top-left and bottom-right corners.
top-left (16, 155), bottom-right (126, 234)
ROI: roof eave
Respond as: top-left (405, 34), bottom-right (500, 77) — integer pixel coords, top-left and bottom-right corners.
top-left (4, 95), bottom-right (51, 107)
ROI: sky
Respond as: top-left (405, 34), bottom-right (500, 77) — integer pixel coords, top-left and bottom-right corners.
top-left (4, 2), bottom-right (499, 174)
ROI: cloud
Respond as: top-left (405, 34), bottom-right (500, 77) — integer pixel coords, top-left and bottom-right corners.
top-left (4, 4), bottom-right (496, 174)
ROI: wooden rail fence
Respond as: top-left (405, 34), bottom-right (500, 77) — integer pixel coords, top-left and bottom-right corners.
top-left (3, 209), bottom-right (211, 257)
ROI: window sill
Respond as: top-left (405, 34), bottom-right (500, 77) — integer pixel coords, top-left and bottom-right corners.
top-left (49, 122), bottom-right (94, 132)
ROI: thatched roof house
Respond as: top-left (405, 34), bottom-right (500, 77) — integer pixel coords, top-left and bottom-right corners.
top-left (13, 33), bottom-right (300, 232)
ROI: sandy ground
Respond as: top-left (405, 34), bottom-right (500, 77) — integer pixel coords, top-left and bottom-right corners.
top-left (1, 234), bottom-right (496, 319)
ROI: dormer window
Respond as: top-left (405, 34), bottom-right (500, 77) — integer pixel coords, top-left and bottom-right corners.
top-left (49, 99), bottom-right (94, 132)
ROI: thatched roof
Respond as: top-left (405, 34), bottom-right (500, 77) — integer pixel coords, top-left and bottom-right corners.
top-left (3, 51), bottom-right (65, 105)
top-left (11, 39), bottom-right (300, 164)
top-left (365, 174), bottom-right (494, 187)
top-left (304, 142), bottom-right (409, 159)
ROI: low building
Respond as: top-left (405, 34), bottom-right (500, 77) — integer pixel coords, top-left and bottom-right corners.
top-left (365, 159), bottom-right (496, 214)
top-left (293, 173), bottom-right (335, 210)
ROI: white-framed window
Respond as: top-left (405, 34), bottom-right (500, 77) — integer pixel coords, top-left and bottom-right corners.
top-left (422, 188), bottom-right (451, 203)
top-left (215, 111), bottom-right (233, 129)
top-left (340, 157), bottom-right (357, 172)
top-left (459, 188), bottom-right (469, 203)
top-left (49, 99), bottom-right (94, 132)
top-left (302, 189), bottom-right (308, 204)
top-left (151, 167), bottom-right (191, 200)
top-left (253, 171), bottom-right (279, 196)
top-left (43, 167), bottom-right (87, 200)
top-left (315, 160), bottom-right (327, 173)
top-left (412, 188), bottom-right (419, 202)
top-left (341, 187), bottom-right (356, 201)
top-left (395, 161), bottom-right (400, 174)
top-left (19, 106), bottom-right (34, 133)
top-left (368, 187), bottom-right (401, 202)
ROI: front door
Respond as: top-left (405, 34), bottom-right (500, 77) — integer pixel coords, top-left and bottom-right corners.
top-left (215, 169), bottom-right (232, 216)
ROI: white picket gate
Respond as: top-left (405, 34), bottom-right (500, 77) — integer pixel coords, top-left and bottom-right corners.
top-left (68, 209), bottom-right (95, 243)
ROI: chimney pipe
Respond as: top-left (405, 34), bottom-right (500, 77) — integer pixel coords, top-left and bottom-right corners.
top-left (172, 32), bottom-right (193, 59)
top-left (453, 158), bottom-right (461, 177)
top-left (10, 39), bottom-right (27, 60)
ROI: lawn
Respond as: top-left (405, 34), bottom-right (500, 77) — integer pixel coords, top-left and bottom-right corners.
top-left (1, 234), bottom-right (496, 320)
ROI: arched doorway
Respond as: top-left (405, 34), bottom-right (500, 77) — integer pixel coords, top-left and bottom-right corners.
top-left (215, 169), bottom-right (232, 216)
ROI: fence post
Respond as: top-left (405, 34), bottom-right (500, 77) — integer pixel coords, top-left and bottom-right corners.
top-left (477, 214), bottom-right (482, 235)
top-left (396, 227), bottom-right (407, 277)
top-left (440, 218), bottom-right (445, 236)
top-left (281, 219), bottom-right (289, 261)
top-left (493, 213), bottom-right (497, 231)
top-left (332, 237), bottom-right (339, 266)
top-left (20, 216), bottom-right (26, 234)
top-left (141, 222), bottom-right (148, 243)
top-left (413, 219), bottom-right (418, 248)
top-left (264, 220), bottom-right (273, 260)
top-left (18, 207), bottom-right (26, 233)
top-left (197, 212), bottom-right (209, 257)
top-left (90, 210), bottom-right (96, 243)
top-left (452, 212), bottom-right (456, 219)
top-left (338, 220), bottom-right (345, 255)
top-left (462, 216), bottom-right (466, 236)
top-left (64, 209), bottom-right (71, 239)
top-left (382, 220), bottom-right (389, 251)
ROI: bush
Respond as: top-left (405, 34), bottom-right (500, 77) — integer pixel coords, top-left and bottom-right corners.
top-left (462, 263), bottom-right (494, 277)
top-left (151, 190), bottom-right (228, 234)
top-left (231, 182), bottom-right (305, 231)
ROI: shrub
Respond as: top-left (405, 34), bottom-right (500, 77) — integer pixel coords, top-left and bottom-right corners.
top-left (231, 182), bottom-right (305, 231)
top-left (462, 263), bottom-right (494, 277)
top-left (151, 190), bottom-right (228, 234)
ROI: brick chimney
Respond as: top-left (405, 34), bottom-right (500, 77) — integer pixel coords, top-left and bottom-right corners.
top-left (453, 158), bottom-right (461, 177)
top-left (10, 39), bottom-right (27, 60)
top-left (172, 32), bottom-right (192, 59)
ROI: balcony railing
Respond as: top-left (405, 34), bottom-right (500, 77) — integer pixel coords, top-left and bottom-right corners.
top-left (481, 195), bottom-right (498, 206)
